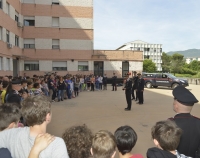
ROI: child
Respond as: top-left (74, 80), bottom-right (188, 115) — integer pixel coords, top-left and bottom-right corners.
top-left (91, 130), bottom-right (116, 158)
top-left (33, 83), bottom-right (43, 96)
top-left (114, 125), bottom-right (143, 158)
top-left (147, 120), bottom-right (190, 158)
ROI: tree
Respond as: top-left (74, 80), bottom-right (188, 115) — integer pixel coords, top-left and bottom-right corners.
top-left (143, 59), bottom-right (157, 72)
top-left (161, 52), bottom-right (171, 72)
top-left (170, 53), bottom-right (184, 75)
top-left (188, 60), bottom-right (200, 71)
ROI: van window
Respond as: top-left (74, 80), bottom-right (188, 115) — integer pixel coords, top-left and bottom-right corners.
top-left (143, 74), bottom-right (154, 78)
top-left (156, 74), bottom-right (162, 78)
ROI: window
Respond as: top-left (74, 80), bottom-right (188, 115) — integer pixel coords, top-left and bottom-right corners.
top-left (6, 2), bottom-right (9, 15)
top-left (15, 11), bottom-right (19, 22)
top-left (24, 17), bottom-right (35, 26)
top-left (0, 27), bottom-right (2, 40)
top-left (52, 0), bottom-right (59, 5)
top-left (24, 39), bottom-right (35, 49)
top-left (0, 57), bottom-right (2, 70)
top-left (52, 61), bottom-right (67, 71)
top-left (78, 61), bottom-right (89, 71)
top-left (144, 48), bottom-right (150, 51)
top-left (15, 36), bottom-right (19, 47)
top-left (144, 55), bottom-right (150, 59)
top-left (0, 0), bottom-right (2, 9)
top-left (24, 61), bottom-right (39, 71)
top-left (154, 49), bottom-right (157, 52)
top-left (52, 17), bottom-right (59, 27)
top-left (52, 39), bottom-right (59, 49)
top-left (160, 48), bottom-right (162, 52)
top-left (6, 58), bottom-right (10, 70)
top-left (6, 30), bottom-right (9, 43)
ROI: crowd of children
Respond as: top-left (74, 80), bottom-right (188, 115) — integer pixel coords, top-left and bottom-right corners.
top-left (0, 73), bottom-right (197, 158)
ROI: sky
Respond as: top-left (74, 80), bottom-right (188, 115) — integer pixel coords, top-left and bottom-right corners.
top-left (93, 0), bottom-right (200, 52)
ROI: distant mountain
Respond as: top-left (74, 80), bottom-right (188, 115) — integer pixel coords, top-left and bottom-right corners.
top-left (167, 49), bottom-right (200, 58)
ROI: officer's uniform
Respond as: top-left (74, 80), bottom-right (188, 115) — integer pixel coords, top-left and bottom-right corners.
top-left (132, 72), bottom-right (138, 100)
top-left (169, 86), bottom-right (199, 157)
top-left (136, 73), bottom-right (144, 104)
top-left (112, 74), bottom-right (117, 91)
top-left (124, 74), bottom-right (132, 111)
top-left (6, 80), bottom-right (22, 106)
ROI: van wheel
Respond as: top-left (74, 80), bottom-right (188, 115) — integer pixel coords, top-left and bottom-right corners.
top-left (146, 82), bottom-right (152, 88)
top-left (172, 83), bottom-right (179, 89)
top-left (153, 86), bottom-right (158, 88)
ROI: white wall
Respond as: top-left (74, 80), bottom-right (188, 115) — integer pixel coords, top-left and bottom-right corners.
top-left (35, 39), bottom-right (52, 49)
top-left (67, 61), bottom-right (78, 71)
top-left (129, 61), bottom-right (143, 72)
top-left (35, 16), bottom-right (52, 27)
top-left (39, 60), bottom-right (52, 71)
top-left (104, 61), bottom-right (122, 71)
top-left (60, 39), bottom-right (93, 50)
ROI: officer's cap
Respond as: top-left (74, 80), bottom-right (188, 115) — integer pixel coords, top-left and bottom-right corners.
top-left (133, 71), bottom-right (137, 73)
top-left (11, 80), bottom-right (21, 85)
top-left (137, 72), bottom-right (141, 75)
top-left (172, 86), bottom-right (198, 106)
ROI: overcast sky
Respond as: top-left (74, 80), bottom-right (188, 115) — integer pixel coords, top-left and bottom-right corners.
top-left (93, 0), bottom-right (200, 52)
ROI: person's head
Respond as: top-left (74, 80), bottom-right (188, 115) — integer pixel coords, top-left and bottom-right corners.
top-left (172, 86), bottom-right (198, 113)
top-left (151, 120), bottom-right (182, 152)
top-left (33, 83), bottom-right (40, 89)
top-left (3, 76), bottom-right (9, 81)
top-left (62, 124), bottom-right (93, 158)
top-left (91, 130), bottom-right (116, 158)
top-left (137, 72), bottom-right (141, 78)
top-left (21, 80), bottom-right (27, 88)
top-left (133, 71), bottom-right (137, 76)
top-left (11, 80), bottom-right (22, 91)
top-left (2, 80), bottom-right (9, 89)
top-left (27, 81), bottom-right (33, 89)
top-left (114, 125), bottom-right (137, 155)
top-left (21, 95), bottom-right (52, 126)
top-left (21, 89), bottom-right (29, 99)
top-left (59, 76), bottom-right (63, 81)
top-left (0, 103), bottom-right (21, 131)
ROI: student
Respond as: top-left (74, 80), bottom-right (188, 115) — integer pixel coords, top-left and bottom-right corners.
top-left (62, 124), bottom-right (93, 158)
top-left (0, 103), bottom-right (21, 158)
top-left (91, 130), bottom-right (116, 158)
top-left (33, 83), bottom-right (43, 96)
top-left (1, 80), bottom-right (9, 104)
top-left (114, 125), bottom-right (143, 158)
top-left (0, 95), bottom-right (69, 158)
top-left (147, 120), bottom-right (189, 158)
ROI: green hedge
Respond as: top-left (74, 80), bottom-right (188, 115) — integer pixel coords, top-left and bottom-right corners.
top-left (180, 68), bottom-right (197, 75)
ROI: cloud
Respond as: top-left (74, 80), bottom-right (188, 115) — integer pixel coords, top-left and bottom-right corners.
top-left (94, 0), bottom-right (200, 52)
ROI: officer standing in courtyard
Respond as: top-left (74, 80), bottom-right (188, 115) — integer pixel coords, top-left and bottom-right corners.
top-left (132, 71), bottom-right (138, 101)
top-left (123, 72), bottom-right (132, 111)
top-left (169, 86), bottom-right (199, 157)
top-left (136, 72), bottom-right (144, 104)
top-left (112, 73), bottom-right (117, 91)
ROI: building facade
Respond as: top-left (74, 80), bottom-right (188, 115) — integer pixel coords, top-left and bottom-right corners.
top-left (185, 57), bottom-right (200, 64)
top-left (117, 40), bottom-right (163, 71)
top-left (0, 0), bottom-right (143, 78)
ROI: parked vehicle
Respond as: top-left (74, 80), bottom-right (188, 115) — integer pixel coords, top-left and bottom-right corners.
top-left (142, 73), bottom-right (189, 89)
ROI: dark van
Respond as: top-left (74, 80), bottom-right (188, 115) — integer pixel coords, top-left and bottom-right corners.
top-left (142, 73), bottom-right (189, 89)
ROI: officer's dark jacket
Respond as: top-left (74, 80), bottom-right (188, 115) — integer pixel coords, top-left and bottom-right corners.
top-left (136, 78), bottom-right (144, 91)
top-left (124, 79), bottom-right (132, 92)
top-left (169, 113), bottom-right (200, 157)
top-left (112, 76), bottom-right (117, 84)
top-left (6, 90), bottom-right (21, 105)
top-left (0, 148), bottom-right (12, 158)
top-left (103, 76), bottom-right (108, 84)
top-left (132, 76), bottom-right (138, 89)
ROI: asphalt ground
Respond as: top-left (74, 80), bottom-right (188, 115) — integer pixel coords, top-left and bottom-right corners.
top-left (47, 84), bottom-right (200, 157)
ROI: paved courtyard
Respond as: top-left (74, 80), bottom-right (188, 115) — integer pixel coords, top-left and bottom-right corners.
top-left (47, 84), bottom-right (200, 157)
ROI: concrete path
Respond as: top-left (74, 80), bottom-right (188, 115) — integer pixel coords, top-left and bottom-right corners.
top-left (47, 84), bottom-right (200, 157)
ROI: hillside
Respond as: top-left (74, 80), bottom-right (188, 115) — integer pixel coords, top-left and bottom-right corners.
top-left (167, 49), bottom-right (200, 58)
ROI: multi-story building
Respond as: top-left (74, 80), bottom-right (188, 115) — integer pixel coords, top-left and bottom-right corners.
top-left (185, 57), bottom-right (200, 64)
top-left (117, 40), bottom-right (163, 71)
top-left (0, 0), bottom-right (143, 78)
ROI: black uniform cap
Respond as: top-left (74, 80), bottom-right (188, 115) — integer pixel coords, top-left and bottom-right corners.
top-left (172, 86), bottom-right (198, 106)
top-left (11, 80), bottom-right (21, 85)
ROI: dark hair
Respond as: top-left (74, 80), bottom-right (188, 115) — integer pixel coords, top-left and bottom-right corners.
top-left (27, 81), bottom-right (33, 86)
top-left (2, 80), bottom-right (9, 88)
top-left (151, 120), bottom-right (182, 151)
top-left (33, 83), bottom-right (40, 88)
top-left (62, 124), bottom-right (93, 158)
top-left (21, 80), bottom-right (27, 84)
top-left (0, 103), bottom-right (21, 131)
top-left (21, 96), bottom-right (51, 126)
top-left (114, 125), bottom-right (137, 155)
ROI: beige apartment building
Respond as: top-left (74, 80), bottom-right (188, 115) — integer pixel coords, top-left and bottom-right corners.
top-left (0, 0), bottom-right (143, 78)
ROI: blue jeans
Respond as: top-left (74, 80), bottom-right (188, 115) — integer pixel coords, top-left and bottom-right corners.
top-left (58, 90), bottom-right (64, 100)
top-left (67, 88), bottom-right (71, 99)
top-left (96, 83), bottom-right (99, 90)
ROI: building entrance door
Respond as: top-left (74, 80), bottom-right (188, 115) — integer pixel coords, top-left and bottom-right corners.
top-left (122, 61), bottom-right (129, 77)
top-left (94, 61), bottom-right (104, 76)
